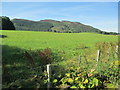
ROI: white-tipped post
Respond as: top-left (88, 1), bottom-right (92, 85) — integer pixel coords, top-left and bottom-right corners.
top-left (116, 45), bottom-right (118, 53)
top-left (47, 64), bottom-right (51, 89)
top-left (96, 50), bottom-right (100, 62)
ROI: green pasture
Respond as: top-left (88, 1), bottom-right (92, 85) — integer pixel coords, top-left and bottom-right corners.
top-left (1, 30), bottom-right (118, 59)
top-left (1, 30), bottom-right (119, 88)
top-left (1, 30), bottom-right (118, 49)
top-left (1, 30), bottom-right (118, 51)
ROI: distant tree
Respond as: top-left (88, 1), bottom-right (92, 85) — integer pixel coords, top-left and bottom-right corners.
top-left (99, 31), bottom-right (103, 34)
top-left (48, 29), bottom-right (52, 32)
top-left (54, 30), bottom-right (57, 32)
top-left (104, 32), bottom-right (110, 35)
top-left (64, 30), bottom-right (72, 33)
top-left (109, 32), bottom-right (118, 35)
top-left (0, 16), bottom-right (15, 30)
top-left (0, 18), bottom-right (2, 30)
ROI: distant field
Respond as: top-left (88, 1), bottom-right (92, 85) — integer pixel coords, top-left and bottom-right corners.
top-left (1, 30), bottom-right (118, 49)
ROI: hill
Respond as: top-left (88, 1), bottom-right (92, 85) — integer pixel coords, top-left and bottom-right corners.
top-left (11, 18), bottom-right (117, 34)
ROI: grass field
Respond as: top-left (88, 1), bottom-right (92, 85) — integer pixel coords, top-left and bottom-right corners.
top-left (1, 30), bottom-right (118, 60)
top-left (1, 30), bottom-right (119, 89)
top-left (1, 30), bottom-right (118, 49)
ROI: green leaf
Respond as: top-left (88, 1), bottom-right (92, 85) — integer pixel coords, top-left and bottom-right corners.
top-left (106, 83), bottom-right (116, 88)
top-left (65, 73), bottom-right (70, 77)
top-left (92, 78), bottom-right (99, 86)
top-left (58, 74), bottom-right (62, 78)
top-left (114, 60), bottom-right (120, 65)
top-left (75, 77), bottom-right (79, 81)
top-left (43, 80), bottom-right (47, 84)
top-left (70, 86), bottom-right (77, 88)
top-left (83, 79), bottom-right (88, 84)
top-left (82, 77), bottom-right (84, 82)
top-left (53, 79), bottom-right (58, 83)
top-left (67, 78), bottom-right (74, 84)
top-left (88, 84), bottom-right (94, 88)
top-left (78, 83), bottom-right (85, 88)
top-left (60, 78), bottom-right (67, 84)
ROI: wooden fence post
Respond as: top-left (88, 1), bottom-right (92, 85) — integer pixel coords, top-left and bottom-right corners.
top-left (96, 50), bottom-right (100, 62)
top-left (47, 64), bottom-right (51, 89)
top-left (96, 50), bottom-right (100, 67)
top-left (116, 45), bottom-right (118, 53)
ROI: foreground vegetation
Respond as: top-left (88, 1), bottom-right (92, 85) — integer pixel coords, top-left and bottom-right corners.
top-left (1, 30), bottom-right (119, 89)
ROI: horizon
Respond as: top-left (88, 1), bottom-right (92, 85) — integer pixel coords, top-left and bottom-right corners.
top-left (2, 2), bottom-right (118, 33)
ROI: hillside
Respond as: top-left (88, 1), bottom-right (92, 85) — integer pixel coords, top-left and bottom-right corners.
top-left (40, 19), bottom-right (101, 33)
top-left (11, 18), bottom-right (115, 34)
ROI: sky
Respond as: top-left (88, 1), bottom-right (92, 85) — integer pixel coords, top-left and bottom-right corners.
top-left (1, 0), bottom-right (120, 2)
top-left (1, 2), bottom-right (118, 33)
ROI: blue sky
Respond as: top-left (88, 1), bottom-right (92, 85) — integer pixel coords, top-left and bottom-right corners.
top-left (2, 2), bottom-right (118, 32)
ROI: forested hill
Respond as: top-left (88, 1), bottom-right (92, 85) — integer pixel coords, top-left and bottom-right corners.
top-left (11, 18), bottom-right (117, 34)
